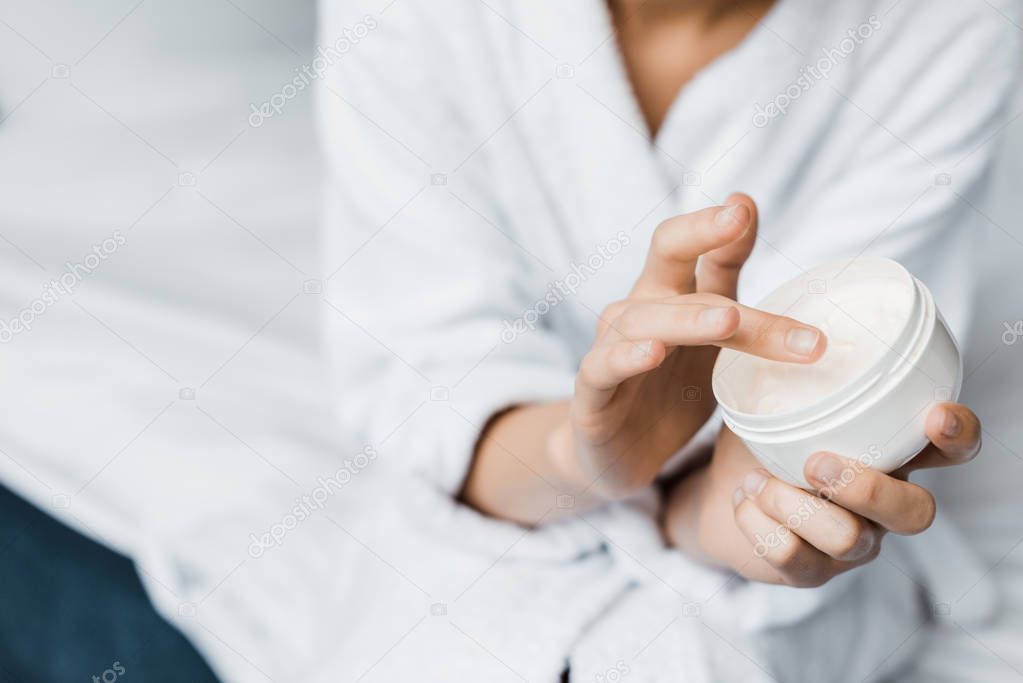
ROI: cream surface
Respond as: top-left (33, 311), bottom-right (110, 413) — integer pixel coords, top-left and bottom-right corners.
top-left (717, 274), bottom-right (914, 416)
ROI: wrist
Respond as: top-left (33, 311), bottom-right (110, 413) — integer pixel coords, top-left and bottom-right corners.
top-left (663, 464), bottom-right (711, 556)
top-left (545, 420), bottom-right (593, 494)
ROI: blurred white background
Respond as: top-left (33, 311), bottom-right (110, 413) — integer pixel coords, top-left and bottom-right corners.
top-left (0, 0), bottom-right (329, 547)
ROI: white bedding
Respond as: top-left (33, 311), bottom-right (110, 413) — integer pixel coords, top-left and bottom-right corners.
top-left (0, 1), bottom-right (1021, 681)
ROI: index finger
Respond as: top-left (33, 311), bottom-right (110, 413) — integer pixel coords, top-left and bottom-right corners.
top-left (669, 293), bottom-right (827, 363)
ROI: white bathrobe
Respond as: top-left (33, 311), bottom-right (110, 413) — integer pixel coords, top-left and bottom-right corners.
top-left (320, 0), bottom-right (1019, 680)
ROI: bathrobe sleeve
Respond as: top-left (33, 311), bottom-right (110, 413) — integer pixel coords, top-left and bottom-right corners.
top-left (318, 2), bottom-right (576, 494)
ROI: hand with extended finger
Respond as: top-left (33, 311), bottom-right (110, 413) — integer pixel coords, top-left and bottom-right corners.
top-left (555, 195), bottom-right (826, 498)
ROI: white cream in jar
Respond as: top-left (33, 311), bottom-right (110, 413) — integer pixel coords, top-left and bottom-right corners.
top-left (713, 257), bottom-right (962, 488)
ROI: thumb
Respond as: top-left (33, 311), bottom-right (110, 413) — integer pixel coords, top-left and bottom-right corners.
top-left (697, 192), bottom-right (757, 299)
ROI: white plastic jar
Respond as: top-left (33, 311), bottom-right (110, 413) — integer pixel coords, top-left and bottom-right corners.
top-left (712, 257), bottom-right (962, 488)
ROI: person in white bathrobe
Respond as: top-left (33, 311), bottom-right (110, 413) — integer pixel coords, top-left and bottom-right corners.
top-left (321, 0), bottom-right (1017, 679)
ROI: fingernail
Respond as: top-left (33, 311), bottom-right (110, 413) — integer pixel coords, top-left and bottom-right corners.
top-left (785, 328), bottom-right (820, 356)
top-left (715, 203), bottom-right (741, 228)
top-left (732, 487), bottom-right (746, 508)
top-left (631, 339), bottom-right (653, 364)
top-left (699, 306), bottom-right (734, 329)
top-left (966, 437), bottom-right (982, 462)
top-left (809, 453), bottom-right (844, 485)
top-left (742, 470), bottom-right (768, 497)
top-left (942, 411), bottom-right (962, 439)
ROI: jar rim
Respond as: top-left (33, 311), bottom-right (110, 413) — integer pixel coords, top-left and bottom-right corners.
top-left (714, 257), bottom-right (932, 435)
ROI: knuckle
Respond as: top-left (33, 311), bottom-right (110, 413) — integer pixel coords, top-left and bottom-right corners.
top-left (670, 305), bottom-right (699, 328)
top-left (856, 475), bottom-right (885, 508)
top-left (577, 351), bottom-right (604, 387)
top-left (567, 399), bottom-right (585, 424)
top-left (598, 301), bottom-right (630, 335)
top-left (700, 293), bottom-right (731, 308)
top-left (601, 300), bottom-right (630, 321)
top-left (615, 306), bottom-right (643, 336)
top-left (772, 537), bottom-right (803, 571)
top-left (650, 220), bottom-right (677, 255)
top-left (747, 319), bottom-right (774, 345)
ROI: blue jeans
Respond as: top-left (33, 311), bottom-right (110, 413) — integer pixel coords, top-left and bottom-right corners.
top-left (0, 484), bottom-right (219, 682)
